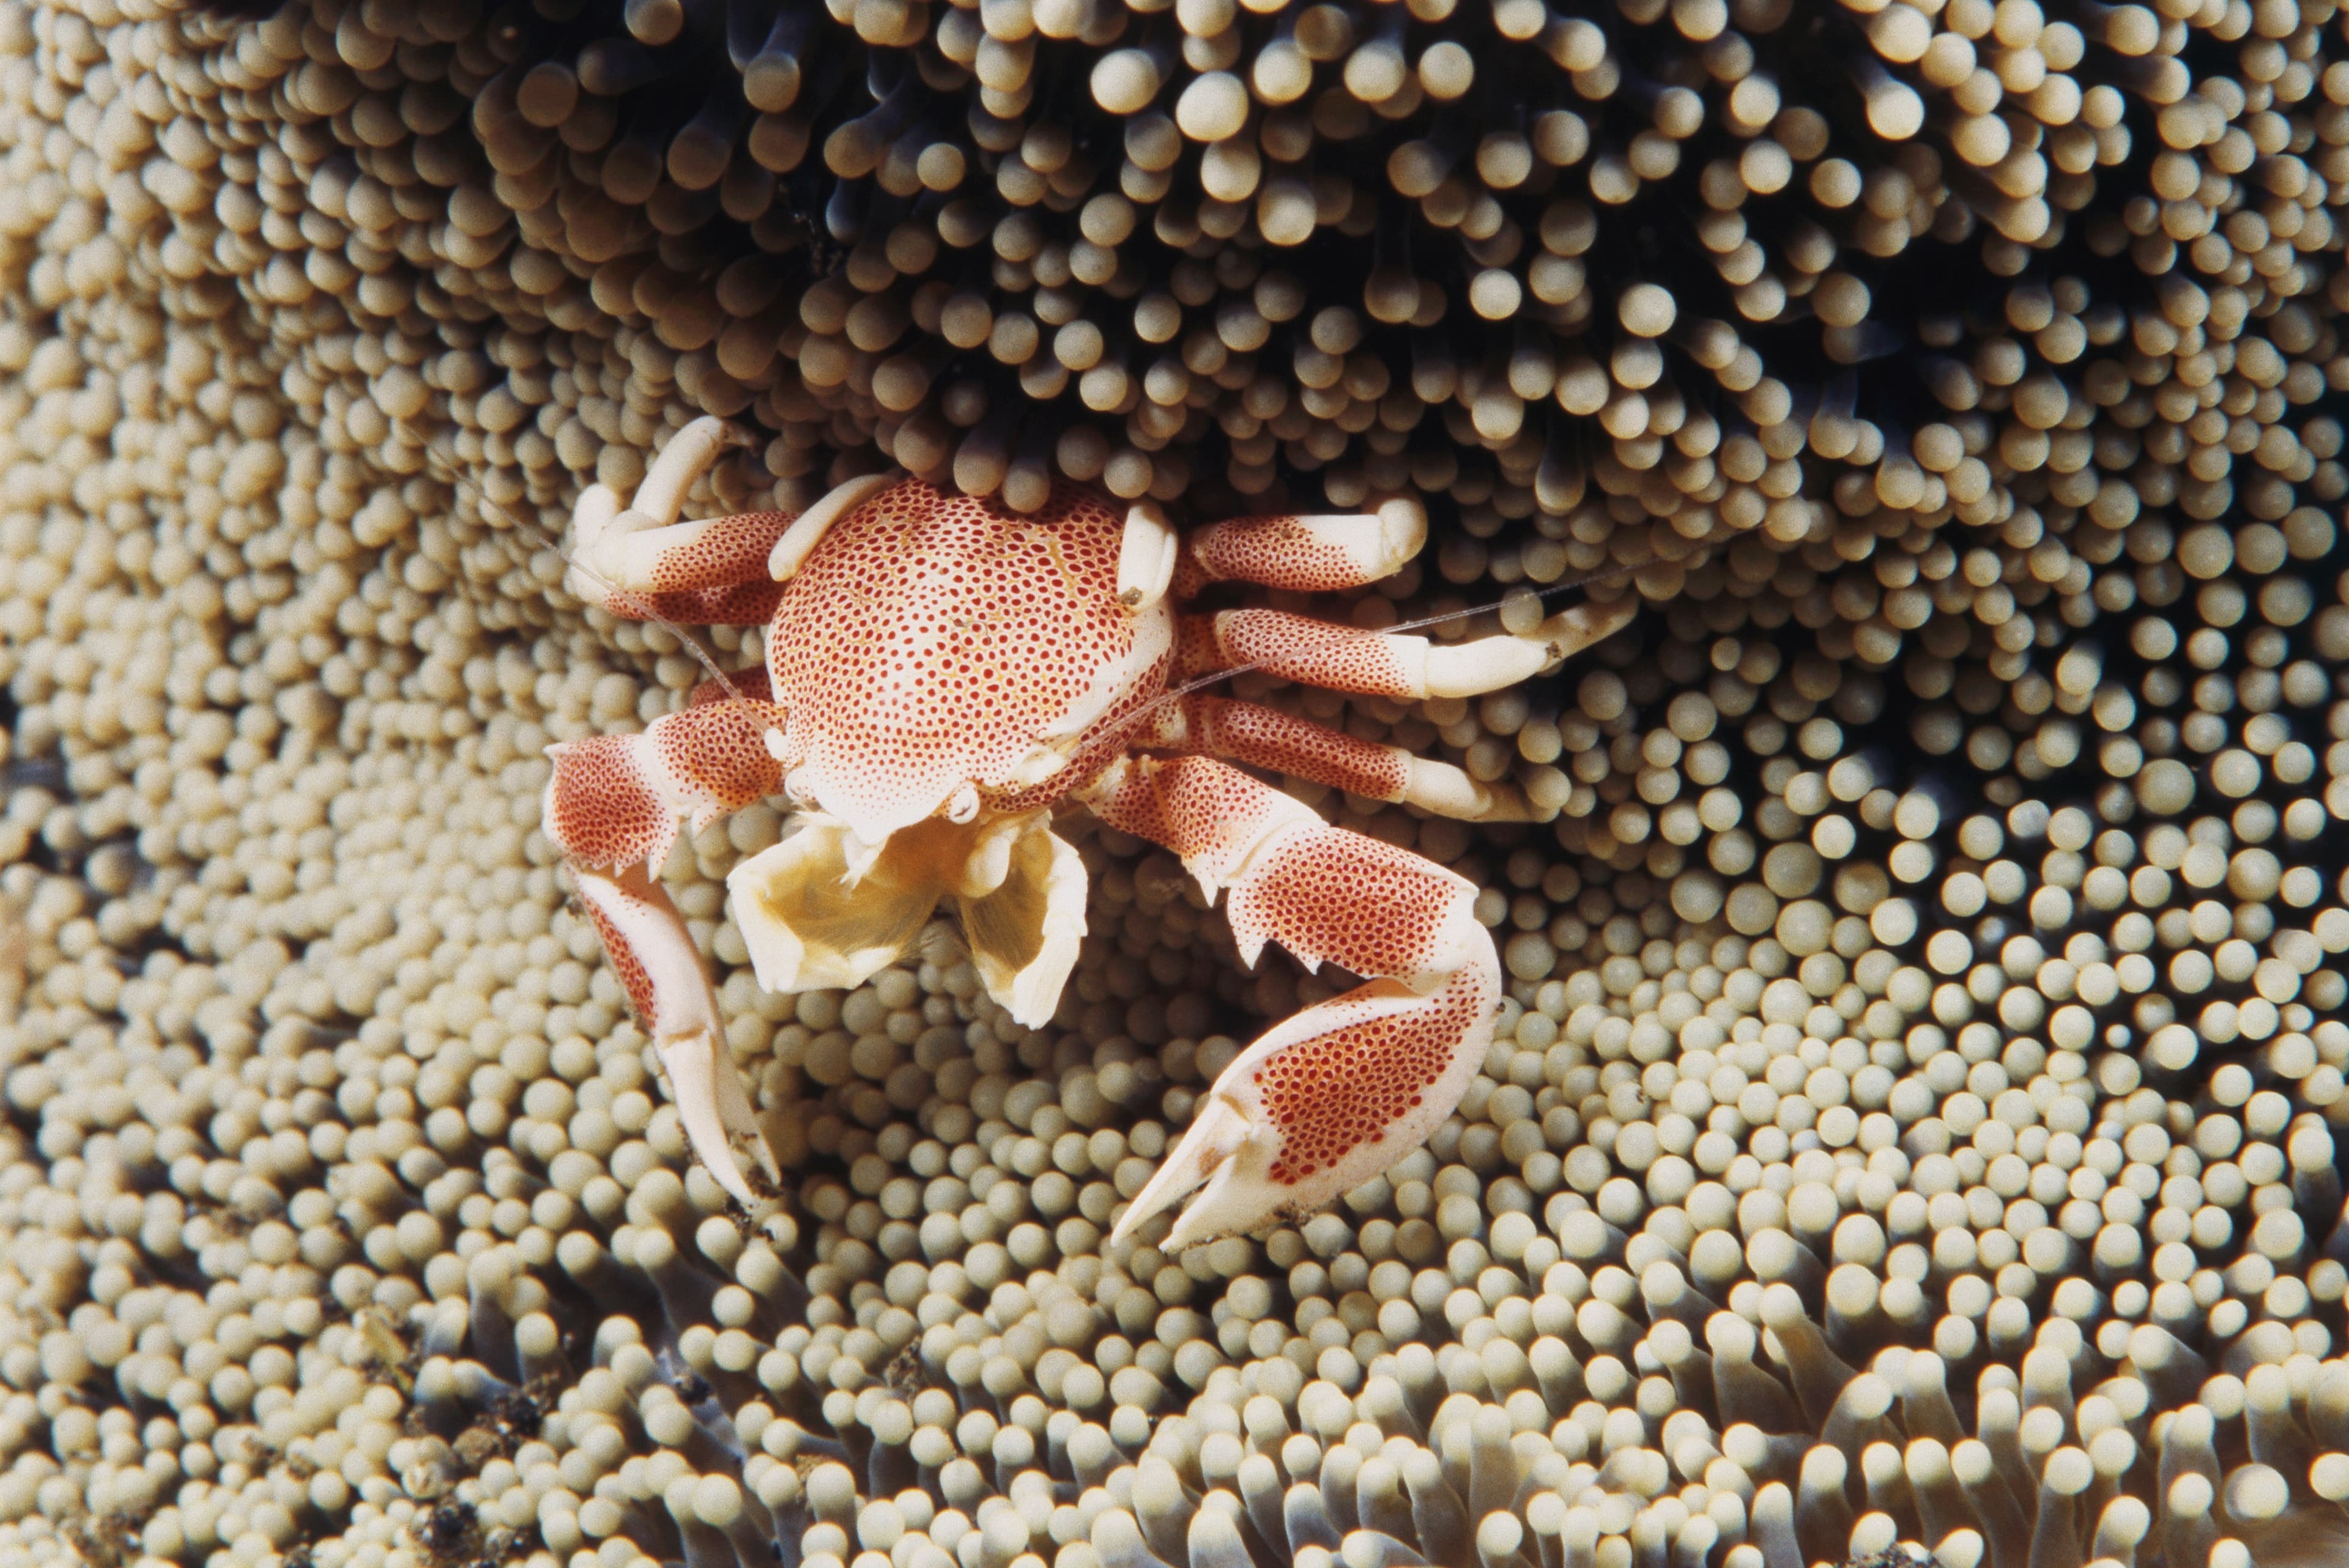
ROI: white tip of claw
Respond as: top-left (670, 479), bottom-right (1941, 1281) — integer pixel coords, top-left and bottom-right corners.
top-left (1271, 505), bottom-right (1426, 583)
top-left (1375, 497), bottom-right (1428, 570)
top-left (960, 818), bottom-right (1089, 1032)
top-left (654, 1028), bottom-right (776, 1208)
top-left (1110, 1096), bottom-right (1258, 1249)
top-left (565, 484), bottom-right (622, 606)
top-left (1400, 756), bottom-right (1491, 819)
top-left (770, 472), bottom-right (895, 582)
top-left (1542, 597), bottom-right (1639, 657)
top-left (631, 415), bottom-right (737, 526)
top-left (1404, 761), bottom-right (1546, 823)
top-left (1116, 501), bottom-right (1179, 610)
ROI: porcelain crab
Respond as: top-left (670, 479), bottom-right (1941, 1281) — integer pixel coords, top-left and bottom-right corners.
top-left (543, 417), bottom-right (1631, 1248)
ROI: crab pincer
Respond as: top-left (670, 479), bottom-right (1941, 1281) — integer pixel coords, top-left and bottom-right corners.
top-left (1082, 755), bottom-right (1502, 1249)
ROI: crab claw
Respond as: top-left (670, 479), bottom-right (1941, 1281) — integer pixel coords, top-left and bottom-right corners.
top-left (1113, 967), bottom-right (1496, 1251)
top-left (1088, 755), bottom-right (1501, 1252)
top-left (728, 810), bottom-right (1089, 1028)
top-left (565, 417), bottom-right (743, 606)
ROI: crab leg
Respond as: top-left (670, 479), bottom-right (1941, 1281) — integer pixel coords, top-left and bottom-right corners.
top-left (570, 503), bottom-right (798, 625)
top-left (1178, 599), bottom-right (1635, 700)
top-left (543, 692), bottom-right (786, 1204)
top-left (569, 864), bottom-right (777, 1205)
top-left (566, 418), bottom-right (777, 622)
top-left (1174, 499), bottom-right (1428, 594)
top-left (1136, 695), bottom-right (1539, 821)
top-left (1082, 755), bottom-right (1502, 1249)
top-left (565, 418), bottom-right (891, 624)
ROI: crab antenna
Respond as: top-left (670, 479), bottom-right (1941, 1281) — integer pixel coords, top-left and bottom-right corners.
top-left (417, 438), bottom-right (759, 716)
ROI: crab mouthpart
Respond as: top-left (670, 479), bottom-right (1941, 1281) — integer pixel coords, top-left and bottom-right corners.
top-left (727, 809), bottom-right (1088, 1027)
top-left (726, 816), bottom-right (940, 995)
top-left (959, 815), bottom-right (1088, 1028)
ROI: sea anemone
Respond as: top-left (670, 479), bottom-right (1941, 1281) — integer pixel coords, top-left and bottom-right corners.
top-left (2, 1), bottom-right (2349, 1568)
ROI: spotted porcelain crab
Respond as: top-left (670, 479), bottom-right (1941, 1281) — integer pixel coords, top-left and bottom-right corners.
top-left (543, 418), bottom-right (1631, 1248)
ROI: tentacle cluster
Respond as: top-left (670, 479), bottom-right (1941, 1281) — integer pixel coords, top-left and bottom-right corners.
top-left (0, 3), bottom-right (2347, 1568)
